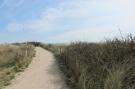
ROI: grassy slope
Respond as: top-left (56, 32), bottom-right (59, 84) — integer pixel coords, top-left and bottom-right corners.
top-left (0, 44), bottom-right (35, 89)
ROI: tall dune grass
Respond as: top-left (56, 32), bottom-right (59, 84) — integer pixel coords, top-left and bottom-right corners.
top-left (54, 35), bottom-right (135, 89)
top-left (0, 44), bottom-right (35, 89)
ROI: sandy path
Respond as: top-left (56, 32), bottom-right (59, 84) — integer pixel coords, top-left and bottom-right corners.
top-left (5, 47), bottom-right (69, 89)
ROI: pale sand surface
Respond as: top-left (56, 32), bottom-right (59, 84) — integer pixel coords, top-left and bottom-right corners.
top-left (5, 47), bottom-right (69, 89)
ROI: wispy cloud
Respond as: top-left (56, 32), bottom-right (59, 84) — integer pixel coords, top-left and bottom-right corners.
top-left (48, 26), bottom-right (119, 43)
top-left (4, 0), bottom-right (135, 42)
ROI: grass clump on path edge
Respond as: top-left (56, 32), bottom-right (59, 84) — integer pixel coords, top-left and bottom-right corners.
top-left (0, 44), bottom-right (35, 89)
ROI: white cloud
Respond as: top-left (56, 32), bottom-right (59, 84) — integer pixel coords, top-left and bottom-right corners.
top-left (5, 0), bottom-right (135, 42)
top-left (48, 27), bottom-right (135, 43)
top-left (48, 26), bottom-right (119, 43)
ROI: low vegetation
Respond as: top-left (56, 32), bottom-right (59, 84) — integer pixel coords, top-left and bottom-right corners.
top-left (45, 35), bottom-right (135, 89)
top-left (0, 44), bottom-right (35, 89)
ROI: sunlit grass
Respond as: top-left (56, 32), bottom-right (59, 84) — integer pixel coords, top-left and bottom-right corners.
top-left (0, 44), bottom-right (35, 89)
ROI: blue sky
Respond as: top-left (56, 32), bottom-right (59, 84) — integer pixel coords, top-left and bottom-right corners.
top-left (0, 0), bottom-right (135, 43)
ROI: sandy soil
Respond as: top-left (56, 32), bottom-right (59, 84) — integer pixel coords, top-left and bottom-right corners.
top-left (5, 47), bottom-right (69, 89)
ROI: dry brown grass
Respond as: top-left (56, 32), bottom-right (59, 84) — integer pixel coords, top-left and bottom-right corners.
top-left (49, 35), bottom-right (135, 89)
top-left (0, 44), bottom-right (35, 89)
